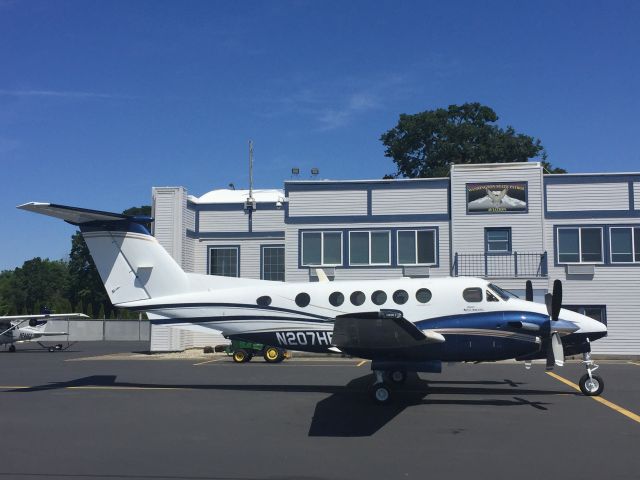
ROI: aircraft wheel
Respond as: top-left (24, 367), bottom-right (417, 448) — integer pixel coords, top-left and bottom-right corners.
top-left (369, 383), bottom-right (392, 405)
top-left (8, 345), bottom-right (16, 353)
top-left (55, 344), bottom-right (63, 350)
top-left (232, 349), bottom-right (250, 363)
top-left (579, 374), bottom-right (604, 396)
top-left (48, 346), bottom-right (56, 352)
top-left (388, 370), bottom-right (407, 384)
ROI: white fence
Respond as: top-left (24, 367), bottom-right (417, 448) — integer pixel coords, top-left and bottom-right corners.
top-left (42, 319), bottom-right (150, 341)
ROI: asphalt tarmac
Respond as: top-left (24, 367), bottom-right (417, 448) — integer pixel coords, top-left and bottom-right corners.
top-left (1, 342), bottom-right (639, 480)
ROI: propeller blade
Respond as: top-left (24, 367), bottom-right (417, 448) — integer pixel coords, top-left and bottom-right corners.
top-left (544, 293), bottom-right (553, 317)
top-left (551, 279), bottom-right (562, 320)
top-left (525, 280), bottom-right (533, 302)
top-left (551, 333), bottom-right (565, 367)
top-left (545, 344), bottom-right (554, 370)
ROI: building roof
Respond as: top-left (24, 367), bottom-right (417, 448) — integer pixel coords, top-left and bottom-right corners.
top-left (191, 188), bottom-right (283, 204)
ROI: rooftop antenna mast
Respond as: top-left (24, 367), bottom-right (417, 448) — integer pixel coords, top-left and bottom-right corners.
top-left (246, 140), bottom-right (256, 211)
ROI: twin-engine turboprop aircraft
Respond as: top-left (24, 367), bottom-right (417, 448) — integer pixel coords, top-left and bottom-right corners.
top-left (18, 202), bottom-right (608, 403)
top-left (1, 312), bottom-right (86, 352)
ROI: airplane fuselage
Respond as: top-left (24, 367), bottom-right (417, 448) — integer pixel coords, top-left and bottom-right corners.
top-left (125, 276), bottom-right (606, 362)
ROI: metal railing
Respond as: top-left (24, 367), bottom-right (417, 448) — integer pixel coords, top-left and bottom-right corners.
top-left (452, 252), bottom-right (548, 278)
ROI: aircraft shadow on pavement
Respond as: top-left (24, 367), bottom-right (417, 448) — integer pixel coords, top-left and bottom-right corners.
top-left (7, 373), bottom-right (572, 437)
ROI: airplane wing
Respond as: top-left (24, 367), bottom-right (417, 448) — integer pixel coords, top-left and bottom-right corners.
top-left (0, 313), bottom-right (88, 321)
top-left (332, 310), bottom-right (444, 351)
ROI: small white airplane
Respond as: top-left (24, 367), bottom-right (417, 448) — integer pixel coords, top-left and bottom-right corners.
top-left (1, 312), bottom-right (86, 352)
top-left (18, 202), bottom-right (608, 403)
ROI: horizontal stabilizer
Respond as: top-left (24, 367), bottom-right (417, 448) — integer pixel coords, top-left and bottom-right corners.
top-left (17, 203), bottom-right (151, 227)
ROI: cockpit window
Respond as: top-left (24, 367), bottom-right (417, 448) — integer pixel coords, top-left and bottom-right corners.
top-left (462, 287), bottom-right (483, 302)
top-left (486, 290), bottom-right (499, 302)
top-left (488, 283), bottom-right (518, 301)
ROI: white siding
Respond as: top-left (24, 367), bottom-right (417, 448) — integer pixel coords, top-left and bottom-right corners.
top-left (252, 209), bottom-right (285, 231)
top-left (545, 218), bottom-right (640, 355)
top-left (285, 221), bottom-right (450, 282)
top-left (547, 183), bottom-right (629, 211)
top-left (450, 164), bottom-right (545, 257)
top-left (150, 324), bottom-right (229, 352)
top-left (288, 190), bottom-right (367, 217)
top-left (199, 210), bottom-right (248, 232)
top-left (634, 182), bottom-right (640, 209)
top-left (371, 188), bottom-right (448, 215)
top-left (194, 237), bottom-right (284, 278)
top-left (152, 187), bottom-right (186, 267)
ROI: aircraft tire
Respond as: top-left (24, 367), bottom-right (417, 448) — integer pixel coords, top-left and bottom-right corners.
top-left (369, 383), bottom-right (392, 405)
top-left (8, 345), bottom-right (16, 353)
top-left (579, 374), bottom-right (604, 396)
top-left (48, 346), bottom-right (56, 352)
top-left (388, 370), bottom-right (407, 384)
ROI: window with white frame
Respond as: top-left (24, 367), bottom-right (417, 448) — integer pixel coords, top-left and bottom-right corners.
top-left (209, 247), bottom-right (239, 277)
top-left (485, 227), bottom-right (511, 253)
top-left (301, 231), bottom-right (342, 266)
top-left (349, 231), bottom-right (390, 265)
top-left (557, 227), bottom-right (603, 263)
top-left (610, 227), bottom-right (640, 263)
top-left (397, 229), bottom-right (436, 265)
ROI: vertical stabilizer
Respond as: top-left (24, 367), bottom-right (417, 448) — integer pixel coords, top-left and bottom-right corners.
top-left (18, 203), bottom-right (191, 305)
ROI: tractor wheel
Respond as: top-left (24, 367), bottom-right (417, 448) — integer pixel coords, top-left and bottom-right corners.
top-left (232, 349), bottom-right (250, 363)
top-left (263, 346), bottom-right (284, 363)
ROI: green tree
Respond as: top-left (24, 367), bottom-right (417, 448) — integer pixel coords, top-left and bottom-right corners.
top-left (381, 103), bottom-right (565, 178)
top-left (98, 304), bottom-right (105, 319)
top-left (86, 302), bottom-right (94, 318)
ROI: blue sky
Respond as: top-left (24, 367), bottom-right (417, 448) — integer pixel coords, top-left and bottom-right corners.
top-left (1, 0), bottom-right (638, 270)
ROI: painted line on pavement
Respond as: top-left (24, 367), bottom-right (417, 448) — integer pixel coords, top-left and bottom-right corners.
top-left (628, 361), bottom-right (640, 366)
top-left (192, 357), bottom-right (227, 366)
top-left (356, 360), bottom-right (368, 367)
top-left (546, 372), bottom-right (640, 425)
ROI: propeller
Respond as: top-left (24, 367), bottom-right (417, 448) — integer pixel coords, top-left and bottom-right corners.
top-left (545, 279), bottom-right (565, 369)
top-left (525, 280), bottom-right (533, 302)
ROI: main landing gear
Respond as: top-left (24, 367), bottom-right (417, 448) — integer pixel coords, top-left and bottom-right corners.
top-left (368, 369), bottom-right (408, 405)
top-left (8, 344), bottom-right (16, 353)
top-left (579, 350), bottom-right (604, 396)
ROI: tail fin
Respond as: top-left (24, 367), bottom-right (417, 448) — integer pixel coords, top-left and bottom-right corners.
top-left (18, 203), bottom-right (190, 305)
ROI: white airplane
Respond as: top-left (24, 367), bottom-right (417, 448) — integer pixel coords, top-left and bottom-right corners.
top-left (1, 312), bottom-right (86, 352)
top-left (18, 202), bottom-right (608, 403)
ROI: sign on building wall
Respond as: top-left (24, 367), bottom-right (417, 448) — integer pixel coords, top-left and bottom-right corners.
top-left (466, 182), bottom-right (527, 214)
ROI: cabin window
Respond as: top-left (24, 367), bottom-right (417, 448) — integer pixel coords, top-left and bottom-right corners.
top-left (415, 288), bottom-right (432, 303)
top-left (350, 291), bottom-right (366, 306)
top-left (564, 305), bottom-right (607, 325)
top-left (349, 231), bottom-right (390, 265)
top-left (557, 227), bottom-right (603, 263)
top-left (256, 296), bottom-right (272, 307)
top-left (610, 227), bottom-right (640, 263)
top-left (301, 232), bottom-right (342, 266)
top-left (262, 246), bottom-right (285, 281)
top-left (397, 230), bottom-right (436, 265)
top-left (295, 293), bottom-right (310, 308)
top-left (392, 289), bottom-right (409, 305)
top-left (463, 287), bottom-right (483, 302)
top-left (329, 292), bottom-right (344, 307)
top-left (209, 247), bottom-right (239, 277)
top-left (485, 228), bottom-right (511, 253)
top-left (371, 290), bottom-right (387, 305)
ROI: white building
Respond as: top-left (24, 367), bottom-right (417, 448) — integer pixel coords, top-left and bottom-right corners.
top-left (151, 162), bottom-right (640, 355)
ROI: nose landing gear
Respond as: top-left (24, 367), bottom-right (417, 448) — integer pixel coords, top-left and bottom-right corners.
top-left (579, 350), bottom-right (604, 396)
